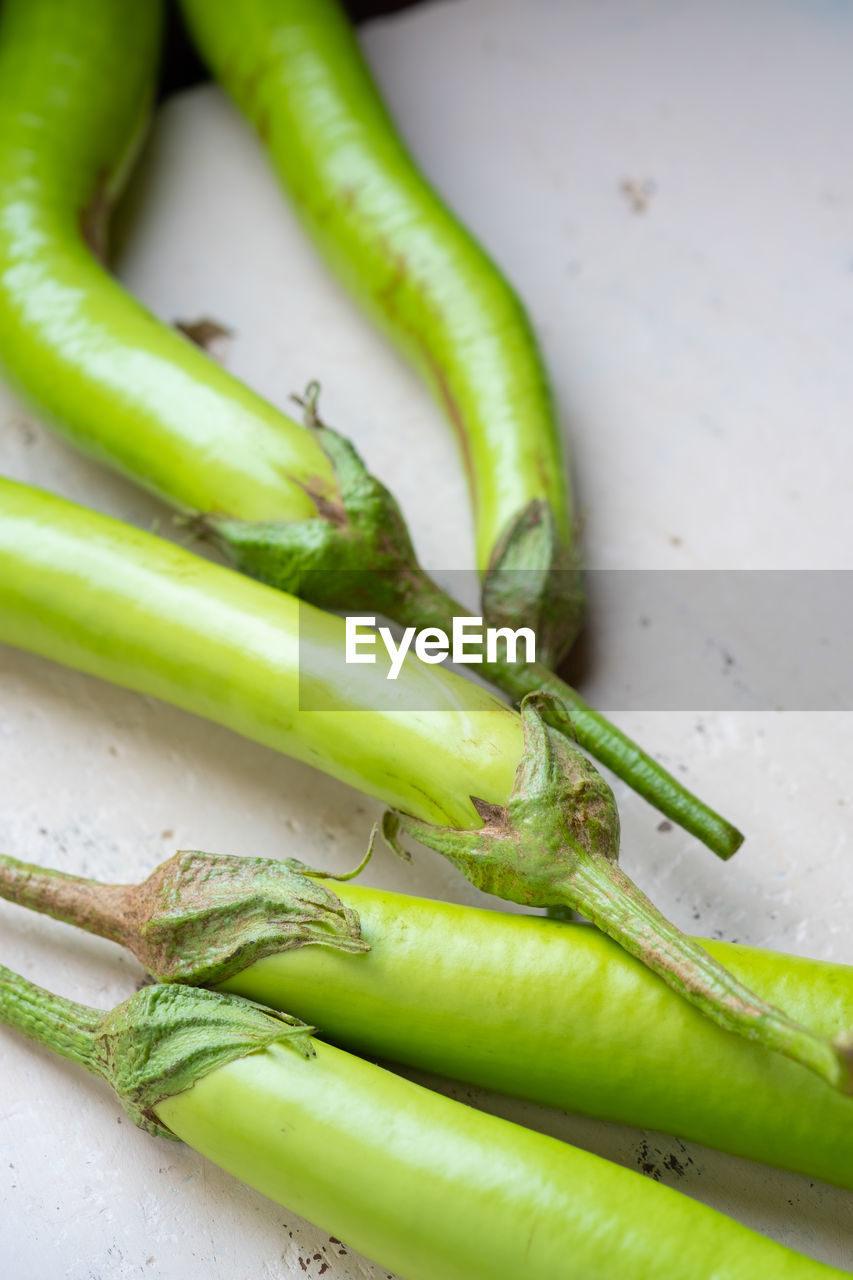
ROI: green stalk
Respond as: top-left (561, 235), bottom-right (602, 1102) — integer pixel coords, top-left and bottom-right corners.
top-left (383, 696), bottom-right (853, 1094)
top-left (209, 405), bottom-right (743, 859)
top-left (377, 553), bottom-right (742, 859)
top-left (0, 963), bottom-right (102, 1071)
top-left (0, 963), bottom-right (312, 1138)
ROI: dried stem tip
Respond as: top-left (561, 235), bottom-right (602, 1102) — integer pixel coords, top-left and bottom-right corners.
top-left (0, 848), bottom-right (369, 986)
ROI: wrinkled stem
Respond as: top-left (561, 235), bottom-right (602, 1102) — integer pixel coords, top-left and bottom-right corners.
top-left (508, 664), bottom-right (743, 859)
top-left (565, 855), bottom-right (851, 1092)
top-left (0, 963), bottom-right (101, 1074)
top-left (387, 698), bottom-right (847, 1091)
top-left (394, 571), bottom-right (743, 860)
top-left (0, 855), bottom-right (131, 943)
top-left (0, 850), bottom-right (368, 985)
top-left (0, 962), bottom-right (315, 1138)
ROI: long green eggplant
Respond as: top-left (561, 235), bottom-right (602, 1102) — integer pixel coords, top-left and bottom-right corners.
top-left (179, 0), bottom-right (582, 654)
top-left (3, 965), bottom-right (845, 1280)
top-left (0, 0), bottom-right (336, 523)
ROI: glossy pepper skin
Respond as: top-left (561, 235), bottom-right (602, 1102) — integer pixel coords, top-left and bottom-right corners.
top-left (1, 968), bottom-right (844, 1280)
top-left (0, 0), bottom-right (335, 524)
top-left (0, 476), bottom-right (520, 829)
top-left (178, 0), bottom-right (583, 648)
top-left (158, 1040), bottom-right (846, 1280)
top-left (220, 881), bottom-right (853, 1193)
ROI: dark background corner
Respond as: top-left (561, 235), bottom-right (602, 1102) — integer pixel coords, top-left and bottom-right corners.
top-left (160, 0), bottom-right (430, 101)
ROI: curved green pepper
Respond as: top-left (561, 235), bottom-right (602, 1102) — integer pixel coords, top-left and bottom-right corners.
top-left (0, 0), bottom-right (336, 523)
top-left (0, 966), bottom-right (847, 1280)
top-left (178, 0), bottom-right (582, 655)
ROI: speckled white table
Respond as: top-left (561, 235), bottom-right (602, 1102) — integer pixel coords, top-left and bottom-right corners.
top-left (2, 1), bottom-right (852, 1276)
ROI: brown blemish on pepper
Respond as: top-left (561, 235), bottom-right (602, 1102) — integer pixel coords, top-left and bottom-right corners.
top-left (419, 345), bottom-right (475, 502)
top-left (377, 250), bottom-right (409, 306)
top-left (231, 55), bottom-right (270, 115)
top-left (339, 184), bottom-right (357, 212)
top-left (78, 170), bottom-right (110, 263)
top-left (536, 456), bottom-right (551, 496)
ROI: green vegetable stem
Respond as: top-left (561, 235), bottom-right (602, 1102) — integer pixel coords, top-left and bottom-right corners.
top-left (0, 0), bottom-right (740, 856)
top-left (0, 477), bottom-right (847, 1087)
top-left (179, 0), bottom-right (583, 660)
top-left (2, 848), bottom-right (853, 1190)
top-left (215, 392), bottom-right (745, 860)
top-left (0, 964), bottom-right (847, 1279)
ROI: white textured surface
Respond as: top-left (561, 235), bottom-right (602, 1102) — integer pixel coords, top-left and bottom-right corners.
top-left (1, 0), bottom-right (852, 1276)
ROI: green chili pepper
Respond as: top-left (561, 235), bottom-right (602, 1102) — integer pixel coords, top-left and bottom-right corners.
top-left (0, 0), bottom-right (337, 523)
top-left (2, 848), bottom-right (852, 1192)
top-left (178, 0), bottom-right (583, 660)
top-left (0, 476), bottom-right (847, 1089)
top-left (0, 965), bottom-right (848, 1280)
top-left (0, 0), bottom-right (741, 856)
